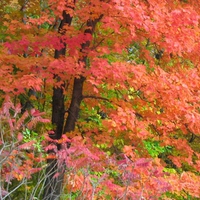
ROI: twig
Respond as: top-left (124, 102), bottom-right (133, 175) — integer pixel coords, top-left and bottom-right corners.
top-left (82, 95), bottom-right (110, 102)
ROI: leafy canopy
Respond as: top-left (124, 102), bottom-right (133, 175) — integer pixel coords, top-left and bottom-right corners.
top-left (1, 0), bottom-right (200, 199)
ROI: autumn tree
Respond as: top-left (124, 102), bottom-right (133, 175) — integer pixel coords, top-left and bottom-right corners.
top-left (1, 0), bottom-right (200, 199)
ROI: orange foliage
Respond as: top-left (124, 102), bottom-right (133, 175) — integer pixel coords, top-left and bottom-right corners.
top-left (1, 0), bottom-right (200, 199)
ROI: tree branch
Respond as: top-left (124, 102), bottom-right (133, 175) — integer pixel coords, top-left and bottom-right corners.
top-left (82, 95), bottom-right (110, 102)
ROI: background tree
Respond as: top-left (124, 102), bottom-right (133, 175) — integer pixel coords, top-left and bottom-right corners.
top-left (1, 0), bottom-right (200, 199)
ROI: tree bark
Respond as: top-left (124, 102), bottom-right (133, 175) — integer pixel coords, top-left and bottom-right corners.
top-left (63, 76), bottom-right (85, 133)
top-left (63, 16), bottom-right (103, 133)
top-left (43, 5), bottom-right (103, 199)
top-left (43, 9), bottom-right (74, 200)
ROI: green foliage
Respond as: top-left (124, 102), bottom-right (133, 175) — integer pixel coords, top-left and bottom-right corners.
top-left (114, 138), bottom-right (125, 150)
top-left (22, 128), bottom-right (44, 152)
top-left (143, 139), bottom-right (172, 158)
top-left (61, 191), bottom-right (80, 200)
top-left (164, 192), bottom-right (200, 200)
top-left (79, 105), bottom-right (103, 125)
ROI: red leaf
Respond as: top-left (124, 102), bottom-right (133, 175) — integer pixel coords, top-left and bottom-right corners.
top-left (18, 141), bottom-right (35, 150)
top-left (17, 132), bottom-right (23, 142)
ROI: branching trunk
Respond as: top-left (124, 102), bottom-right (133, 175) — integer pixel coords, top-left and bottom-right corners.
top-left (64, 76), bottom-right (85, 133)
top-left (63, 15), bottom-right (103, 133)
top-left (43, 10), bottom-right (73, 200)
top-left (43, 4), bottom-right (103, 199)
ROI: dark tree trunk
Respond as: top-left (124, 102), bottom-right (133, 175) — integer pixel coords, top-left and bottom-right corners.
top-left (63, 76), bottom-right (85, 133)
top-left (42, 9), bottom-right (74, 200)
top-left (63, 16), bottom-right (103, 133)
top-left (43, 4), bottom-right (103, 199)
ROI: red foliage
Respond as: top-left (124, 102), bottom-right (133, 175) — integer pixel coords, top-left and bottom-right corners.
top-left (1, 0), bottom-right (200, 199)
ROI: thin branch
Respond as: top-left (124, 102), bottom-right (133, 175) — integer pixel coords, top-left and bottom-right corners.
top-left (82, 95), bottom-right (110, 102)
top-left (91, 38), bottom-right (105, 50)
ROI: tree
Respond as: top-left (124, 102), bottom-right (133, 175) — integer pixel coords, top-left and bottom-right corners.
top-left (1, 0), bottom-right (200, 199)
